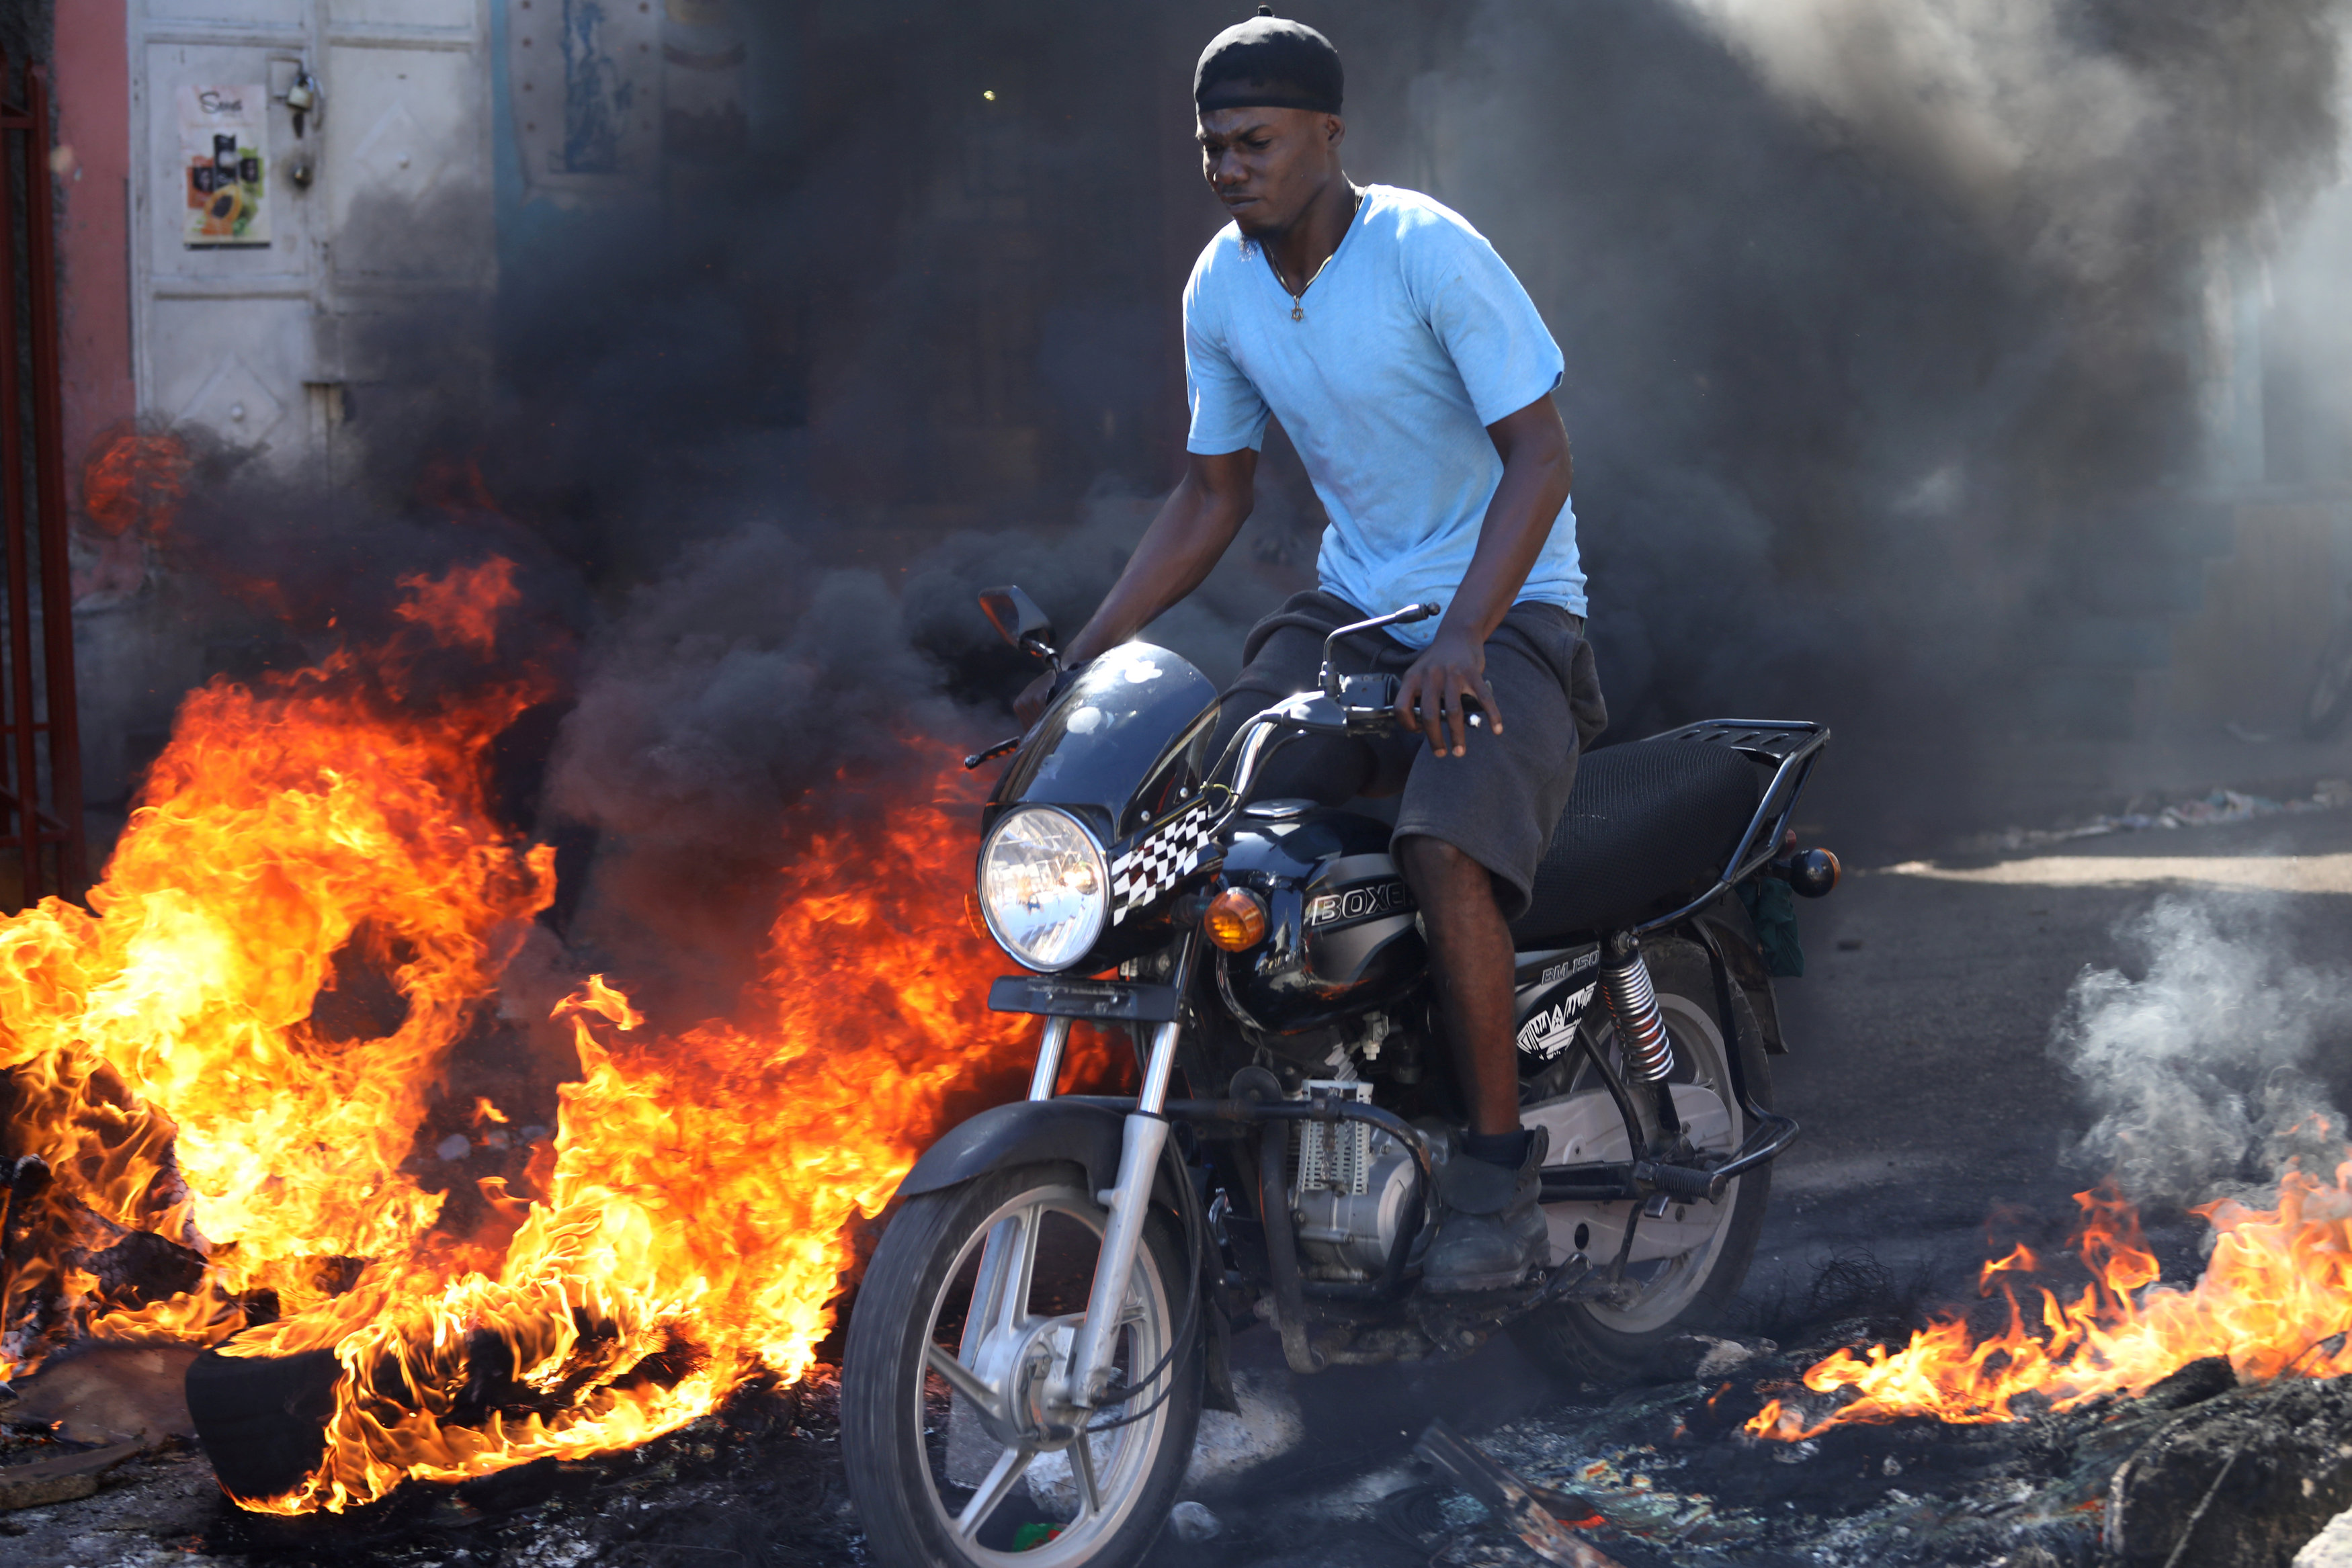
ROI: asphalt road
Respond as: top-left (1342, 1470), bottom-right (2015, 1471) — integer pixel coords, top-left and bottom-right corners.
top-left (1150, 779), bottom-right (2352, 1566)
top-left (1767, 801), bottom-right (2352, 1299)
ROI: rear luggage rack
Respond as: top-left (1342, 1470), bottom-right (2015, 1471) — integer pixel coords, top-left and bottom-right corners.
top-left (1633, 719), bottom-right (1831, 935)
top-left (1651, 718), bottom-right (1823, 765)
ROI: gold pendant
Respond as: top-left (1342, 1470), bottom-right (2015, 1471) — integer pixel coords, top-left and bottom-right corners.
top-left (1291, 301), bottom-right (1304, 322)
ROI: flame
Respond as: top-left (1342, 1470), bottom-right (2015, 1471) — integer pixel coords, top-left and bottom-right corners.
top-left (79, 427), bottom-right (192, 539)
top-left (230, 795), bottom-right (1040, 1512)
top-left (394, 557), bottom-right (519, 656)
top-left (0, 558), bottom-right (553, 1376)
top-left (1747, 1164), bottom-right (2352, 1440)
top-left (0, 551), bottom-right (1116, 1510)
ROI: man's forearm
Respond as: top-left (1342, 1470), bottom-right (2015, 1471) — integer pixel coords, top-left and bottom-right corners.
top-left (1063, 470), bottom-right (1251, 664)
top-left (1435, 439), bottom-right (1570, 647)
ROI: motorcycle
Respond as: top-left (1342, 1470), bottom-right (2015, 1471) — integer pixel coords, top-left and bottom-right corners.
top-left (841, 586), bottom-right (1838, 1567)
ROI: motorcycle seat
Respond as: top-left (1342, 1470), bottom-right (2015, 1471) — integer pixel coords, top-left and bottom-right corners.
top-left (1510, 740), bottom-right (1762, 945)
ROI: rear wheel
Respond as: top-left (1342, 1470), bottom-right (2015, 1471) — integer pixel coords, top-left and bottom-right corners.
top-left (841, 1162), bottom-right (1202, 1568)
top-left (1512, 939), bottom-right (1773, 1383)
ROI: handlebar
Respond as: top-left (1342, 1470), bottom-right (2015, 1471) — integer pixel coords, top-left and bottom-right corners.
top-left (1308, 603), bottom-right (1488, 735)
top-left (968, 597), bottom-right (1485, 817)
top-left (1318, 603), bottom-right (1442, 701)
top-left (1208, 668), bottom-right (1487, 820)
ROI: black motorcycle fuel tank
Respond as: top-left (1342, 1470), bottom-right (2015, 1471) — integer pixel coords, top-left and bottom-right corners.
top-left (1216, 805), bottom-right (1427, 1034)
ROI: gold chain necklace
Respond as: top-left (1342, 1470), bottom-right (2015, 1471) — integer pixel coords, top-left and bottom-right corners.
top-left (1263, 187), bottom-right (1361, 322)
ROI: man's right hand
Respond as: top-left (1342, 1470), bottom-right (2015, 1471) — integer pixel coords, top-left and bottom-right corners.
top-left (1011, 449), bottom-right (1259, 728)
top-left (1014, 667), bottom-right (1066, 729)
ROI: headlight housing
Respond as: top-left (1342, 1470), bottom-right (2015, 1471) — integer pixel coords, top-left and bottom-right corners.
top-left (978, 806), bottom-right (1109, 972)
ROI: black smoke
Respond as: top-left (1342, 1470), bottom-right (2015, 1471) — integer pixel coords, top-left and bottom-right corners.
top-left (97, 0), bottom-right (2350, 964)
top-left (1426, 0), bottom-right (2341, 740)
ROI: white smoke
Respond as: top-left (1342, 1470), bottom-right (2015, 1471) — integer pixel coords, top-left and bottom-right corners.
top-left (1673, 0), bottom-right (2337, 285)
top-left (2054, 896), bottom-right (2352, 1209)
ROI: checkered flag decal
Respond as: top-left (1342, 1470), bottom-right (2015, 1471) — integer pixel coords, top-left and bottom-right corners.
top-left (1109, 803), bottom-right (1218, 925)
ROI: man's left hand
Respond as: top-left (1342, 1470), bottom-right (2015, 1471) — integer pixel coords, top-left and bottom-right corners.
top-left (1395, 628), bottom-right (1505, 756)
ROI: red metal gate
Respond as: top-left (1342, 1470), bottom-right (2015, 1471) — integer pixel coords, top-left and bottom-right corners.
top-left (0, 55), bottom-right (85, 905)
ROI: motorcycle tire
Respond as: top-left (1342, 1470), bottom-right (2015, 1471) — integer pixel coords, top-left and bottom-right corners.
top-left (841, 1161), bottom-right (1202, 1568)
top-left (1511, 940), bottom-right (1773, 1385)
top-left (2304, 617), bottom-right (2352, 739)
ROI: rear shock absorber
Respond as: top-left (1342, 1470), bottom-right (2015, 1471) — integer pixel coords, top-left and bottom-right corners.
top-left (1601, 932), bottom-right (1675, 1083)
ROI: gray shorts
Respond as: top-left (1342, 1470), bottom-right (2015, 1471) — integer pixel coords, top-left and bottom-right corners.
top-left (1208, 590), bottom-right (1609, 920)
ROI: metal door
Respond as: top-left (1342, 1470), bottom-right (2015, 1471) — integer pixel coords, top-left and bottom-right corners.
top-left (129, 0), bottom-right (493, 471)
top-left (0, 54), bottom-right (84, 902)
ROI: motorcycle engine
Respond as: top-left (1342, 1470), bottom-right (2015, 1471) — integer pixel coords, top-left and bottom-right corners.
top-left (1290, 1080), bottom-right (1423, 1282)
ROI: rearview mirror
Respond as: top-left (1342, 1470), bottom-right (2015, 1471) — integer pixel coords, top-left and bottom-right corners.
top-left (978, 585), bottom-right (1056, 654)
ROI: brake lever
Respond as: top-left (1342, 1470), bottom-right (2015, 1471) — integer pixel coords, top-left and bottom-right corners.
top-left (1318, 603), bottom-right (1442, 701)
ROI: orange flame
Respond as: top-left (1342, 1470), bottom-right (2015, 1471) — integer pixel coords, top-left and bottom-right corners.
top-left (0, 558), bottom-right (553, 1374)
top-left (79, 427), bottom-right (192, 539)
top-left (0, 552), bottom-right (1110, 1510)
top-left (227, 794), bottom-right (1040, 1512)
top-left (1747, 1165), bottom-right (2352, 1440)
top-left (394, 557), bottom-right (520, 656)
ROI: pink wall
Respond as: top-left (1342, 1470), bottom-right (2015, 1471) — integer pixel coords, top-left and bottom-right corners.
top-left (52, 1), bottom-right (134, 513)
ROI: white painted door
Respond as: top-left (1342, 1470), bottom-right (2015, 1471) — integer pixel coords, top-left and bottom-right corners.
top-left (129, 0), bottom-right (493, 471)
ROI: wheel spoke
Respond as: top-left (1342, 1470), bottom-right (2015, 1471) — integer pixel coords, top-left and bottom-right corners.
top-left (962, 1217), bottom-right (1015, 1358)
top-left (955, 1443), bottom-right (1035, 1541)
top-left (1003, 1204), bottom-right (1048, 1325)
top-left (923, 1342), bottom-right (1003, 1426)
top-left (1070, 1430), bottom-right (1103, 1520)
top-left (965, 1203), bottom-right (1046, 1354)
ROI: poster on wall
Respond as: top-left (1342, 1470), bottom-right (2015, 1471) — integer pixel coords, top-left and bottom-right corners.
top-left (178, 85), bottom-right (269, 247)
top-left (507, 0), bottom-right (659, 201)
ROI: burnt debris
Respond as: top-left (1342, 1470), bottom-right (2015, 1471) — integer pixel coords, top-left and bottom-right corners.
top-left (11, 1323), bottom-right (2352, 1565)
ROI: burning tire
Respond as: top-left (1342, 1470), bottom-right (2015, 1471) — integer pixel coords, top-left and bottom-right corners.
top-left (1512, 940), bottom-right (1773, 1383)
top-left (183, 1343), bottom-right (343, 1504)
top-left (841, 1162), bottom-right (1202, 1568)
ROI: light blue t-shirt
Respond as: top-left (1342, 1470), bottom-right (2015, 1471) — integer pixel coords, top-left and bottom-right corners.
top-left (1183, 184), bottom-right (1585, 649)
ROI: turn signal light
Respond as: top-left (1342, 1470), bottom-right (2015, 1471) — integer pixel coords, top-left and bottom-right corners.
top-left (1204, 887), bottom-right (1269, 951)
top-left (1785, 847), bottom-right (1840, 898)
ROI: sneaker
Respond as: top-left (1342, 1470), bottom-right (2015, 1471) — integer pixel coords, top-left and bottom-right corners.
top-left (1422, 1127), bottom-right (1549, 1293)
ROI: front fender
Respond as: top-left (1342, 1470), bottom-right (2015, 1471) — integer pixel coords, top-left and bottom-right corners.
top-left (896, 1098), bottom-right (1129, 1201)
top-left (894, 1097), bottom-right (1236, 1414)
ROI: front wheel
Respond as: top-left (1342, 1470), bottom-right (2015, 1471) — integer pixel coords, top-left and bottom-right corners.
top-left (841, 1162), bottom-right (1202, 1568)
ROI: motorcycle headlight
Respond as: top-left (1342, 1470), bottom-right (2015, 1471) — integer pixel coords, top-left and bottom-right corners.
top-left (978, 806), bottom-right (1109, 972)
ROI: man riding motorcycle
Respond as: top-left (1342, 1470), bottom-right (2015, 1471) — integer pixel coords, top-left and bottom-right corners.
top-left (1015, 11), bottom-right (1607, 1293)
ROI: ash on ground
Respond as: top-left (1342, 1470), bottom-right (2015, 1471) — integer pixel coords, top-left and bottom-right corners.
top-left (1960, 779), bottom-right (2352, 857)
top-left (10, 1320), bottom-right (2351, 1567)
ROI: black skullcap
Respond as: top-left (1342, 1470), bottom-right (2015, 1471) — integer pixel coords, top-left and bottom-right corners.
top-left (1195, 9), bottom-right (1343, 116)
